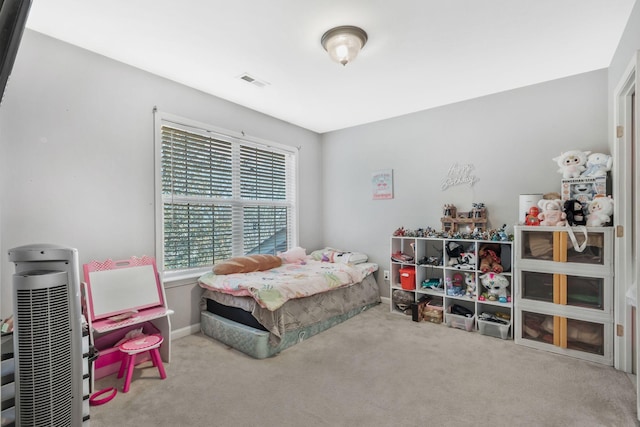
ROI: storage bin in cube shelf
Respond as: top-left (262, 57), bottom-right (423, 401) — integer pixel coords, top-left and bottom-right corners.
top-left (478, 319), bottom-right (510, 340)
top-left (423, 301), bottom-right (443, 324)
top-left (399, 267), bottom-right (416, 290)
top-left (445, 313), bottom-right (475, 332)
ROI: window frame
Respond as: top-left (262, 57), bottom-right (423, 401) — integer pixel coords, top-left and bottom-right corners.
top-left (153, 110), bottom-right (299, 282)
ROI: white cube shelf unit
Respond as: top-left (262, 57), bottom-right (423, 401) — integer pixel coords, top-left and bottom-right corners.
top-left (390, 235), bottom-right (514, 339)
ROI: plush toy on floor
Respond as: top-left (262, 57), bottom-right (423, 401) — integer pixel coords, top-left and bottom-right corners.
top-left (537, 199), bottom-right (567, 226)
top-left (586, 195), bottom-right (614, 227)
top-left (478, 243), bottom-right (503, 273)
top-left (480, 272), bottom-right (510, 303)
top-left (553, 150), bottom-right (590, 178)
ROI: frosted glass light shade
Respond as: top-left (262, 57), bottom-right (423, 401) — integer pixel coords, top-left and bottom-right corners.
top-left (321, 26), bottom-right (368, 66)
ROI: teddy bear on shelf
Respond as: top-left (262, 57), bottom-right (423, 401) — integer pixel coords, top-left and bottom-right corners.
top-left (553, 150), bottom-right (591, 179)
top-left (581, 152), bottom-right (612, 178)
top-left (478, 243), bottom-right (503, 274)
top-left (537, 199), bottom-right (567, 226)
top-left (480, 272), bottom-right (510, 303)
top-left (586, 195), bottom-right (614, 227)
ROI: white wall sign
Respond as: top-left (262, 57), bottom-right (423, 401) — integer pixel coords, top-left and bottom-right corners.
top-left (372, 169), bottom-right (393, 200)
top-left (441, 163), bottom-right (478, 190)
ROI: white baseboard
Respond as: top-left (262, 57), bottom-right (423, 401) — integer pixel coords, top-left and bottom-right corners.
top-left (171, 323), bottom-right (201, 340)
top-left (380, 296), bottom-right (390, 305)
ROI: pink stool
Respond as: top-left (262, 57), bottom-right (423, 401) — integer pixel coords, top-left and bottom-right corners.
top-left (117, 334), bottom-right (167, 393)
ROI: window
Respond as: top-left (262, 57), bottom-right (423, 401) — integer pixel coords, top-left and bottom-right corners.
top-left (155, 112), bottom-right (297, 278)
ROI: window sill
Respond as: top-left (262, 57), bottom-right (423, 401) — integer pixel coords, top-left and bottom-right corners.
top-left (162, 267), bottom-right (210, 289)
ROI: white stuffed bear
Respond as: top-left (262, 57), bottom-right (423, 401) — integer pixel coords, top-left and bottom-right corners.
top-left (553, 150), bottom-right (591, 178)
top-left (480, 272), bottom-right (510, 301)
top-left (582, 153), bottom-right (613, 177)
top-left (586, 195), bottom-right (614, 226)
top-left (537, 199), bottom-right (567, 226)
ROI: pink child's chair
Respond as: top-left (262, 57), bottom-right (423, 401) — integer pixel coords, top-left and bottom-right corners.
top-left (117, 334), bottom-right (167, 393)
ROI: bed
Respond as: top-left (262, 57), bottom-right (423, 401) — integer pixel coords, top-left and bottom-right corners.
top-left (198, 249), bottom-right (380, 358)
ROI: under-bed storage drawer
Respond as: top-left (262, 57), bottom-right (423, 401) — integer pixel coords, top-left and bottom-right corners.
top-left (201, 311), bottom-right (273, 359)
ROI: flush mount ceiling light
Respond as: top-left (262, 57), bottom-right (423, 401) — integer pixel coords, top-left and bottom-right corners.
top-left (321, 25), bottom-right (368, 66)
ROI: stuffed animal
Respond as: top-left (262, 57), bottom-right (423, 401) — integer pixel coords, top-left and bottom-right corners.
top-left (446, 241), bottom-right (475, 269)
top-left (449, 252), bottom-right (476, 270)
top-left (563, 199), bottom-right (586, 226)
top-left (586, 195), bottom-right (614, 227)
top-left (537, 199), bottom-right (567, 226)
top-left (480, 272), bottom-right (510, 301)
top-left (445, 241), bottom-right (464, 259)
top-left (553, 150), bottom-right (591, 178)
top-left (582, 153), bottom-right (612, 177)
top-left (464, 272), bottom-right (476, 298)
top-left (478, 243), bottom-right (503, 273)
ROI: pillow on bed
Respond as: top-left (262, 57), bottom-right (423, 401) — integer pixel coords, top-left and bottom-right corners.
top-left (213, 254), bottom-right (282, 275)
top-left (310, 247), bottom-right (368, 264)
top-left (335, 252), bottom-right (368, 264)
top-left (277, 246), bottom-right (307, 264)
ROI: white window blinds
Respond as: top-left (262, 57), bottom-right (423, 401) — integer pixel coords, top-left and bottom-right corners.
top-left (158, 119), bottom-right (297, 275)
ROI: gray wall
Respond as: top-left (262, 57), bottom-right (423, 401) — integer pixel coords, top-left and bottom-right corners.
top-left (321, 70), bottom-right (609, 298)
top-left (0, 30), bottom-right (323, 330)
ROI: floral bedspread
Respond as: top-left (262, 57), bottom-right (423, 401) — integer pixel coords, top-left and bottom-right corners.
top-left (198, 260), bottom-right (378, 311)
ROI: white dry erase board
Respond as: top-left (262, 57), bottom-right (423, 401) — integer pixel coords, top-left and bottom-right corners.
top-left (86, 263), bottom-right (163, 320)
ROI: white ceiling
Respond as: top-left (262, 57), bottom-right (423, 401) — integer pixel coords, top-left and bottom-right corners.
top-left (25, 0), bottom-right (636, 133)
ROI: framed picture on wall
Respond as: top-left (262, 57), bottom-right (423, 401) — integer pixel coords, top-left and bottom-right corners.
top-left (372, 169), bottom-right (393, 200)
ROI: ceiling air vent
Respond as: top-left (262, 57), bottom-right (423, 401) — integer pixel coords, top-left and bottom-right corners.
top-left (238, 73), bottom-right (269, 88)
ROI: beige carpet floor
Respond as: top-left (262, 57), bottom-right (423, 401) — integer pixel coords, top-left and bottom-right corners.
top-left (89, 304), bottom-right (638, 426)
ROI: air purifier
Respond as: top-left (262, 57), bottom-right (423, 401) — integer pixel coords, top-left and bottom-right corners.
top-left (8, 244), bottom-right (83, 426)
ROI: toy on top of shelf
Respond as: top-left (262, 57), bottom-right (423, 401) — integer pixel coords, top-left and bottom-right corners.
top-left (478, 243), bottom-right (503, 273)
top-left (480, 272), bottom-right (510, 302)
top-left (393, 226), bottom-right (406, 236)
top-left (491, 224), bottom-right (509, 242)
top-left (581, 153), bottom-right (612, 178)
top-left (553, 150), bottom-right (591, 179)
top-left (525, 207), bottom-right (541, 226)
top-left (563, 199), bottom-right (587, 226)
top-left (586, 195), bottom-right (614, 227)
top-left (537, 199), bottom-right (567, 226)
top-left (441, 203), bottom-right (488, 233)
